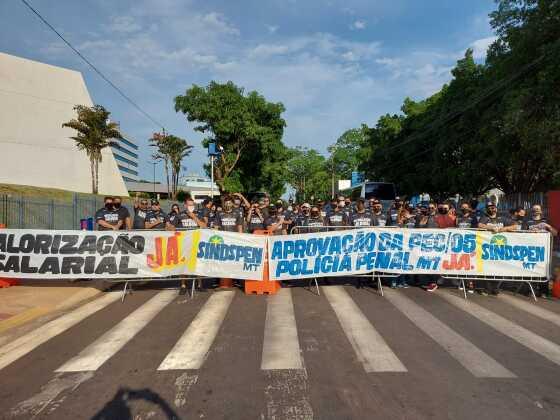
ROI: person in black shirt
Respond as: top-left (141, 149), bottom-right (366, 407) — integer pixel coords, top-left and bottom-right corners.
top-left (456, 202), bottom-right (478, 229)
top-left (145, 200), bottom-right (168, 230)
top-left (478, 201), bottom-right (516, 295)
top-left (478, 201), bottom-right (514, 233)
top-left (132, 195), bottom-right (150, 230)
top-left (370, 199), bottom-right (388, 227)
top-left (293, 203), bottom-right (311, 234)
top-left (387, 197), bottom-right (404, 226)
top-left (215, 196), bottom-right (244, 233)
top-left (247, 201), bottom-right (266, 233)
top-left (265, 205), bottom-right (287, 235)
top-left (168, 204), bottom-right (181, 227)
top-left (305, 205), bottom-right (326, 233)
top-left (503, 207), bottom-right (526, 232)
top-left (95, 197), bottom-right (122, 231)
top-left (172, 198), bottom-right (206, 294)
top-left (349, 199), bottom-right (374, 228)
top-left (327, 199), bottom-right (348, 230)
top-left (112, 196), bottom-right (131, 230)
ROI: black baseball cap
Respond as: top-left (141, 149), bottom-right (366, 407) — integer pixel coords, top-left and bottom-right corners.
top-left (486, 201), bottom-right (497, 207)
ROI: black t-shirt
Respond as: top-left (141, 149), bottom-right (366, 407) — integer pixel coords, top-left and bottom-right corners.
top-left (167, 212), bottom-right (180, 226)
top-left (524, 217), bottom-right (549, 231)
top-left (350, 212), bottom-right (374, 228)
top-left (327, 211), bottom-right (347, 227)
top-left (372, 212), bottom-right (388, 227)
top-left (265, 216), bottom-right (285, 235)
top-left (387, 208), bottom-right (400, 226)
top-left (173, 211), bottom-right (200, 230)
top-left (510, 216), bottom-right (524, 231)
top-left (456, 214), bottom-right (478, 229)
top-left (216, 211), bottom-right (243, 232)
top-left (95, 207), bottom-right (121, 230)
top-left (133, 207), bottom-right (149, 230)
top-left (306, 216), bottom-right (325, 233)
top-left (416, 214), bottom-right (439, 229)
top-left (247, 211), bottom-right (266, 233)
top-left (478, 214), bottom-right (511, 229)
top-left (115, 206), bottom-right (130, 230)
top-left (145, 210), bottom-right (168, 230)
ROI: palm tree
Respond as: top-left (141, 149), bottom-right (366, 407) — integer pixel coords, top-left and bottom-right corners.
top-left (62, 105), bottom-right (122, 194)
top-left (167, 135), bottom-right (193, 198)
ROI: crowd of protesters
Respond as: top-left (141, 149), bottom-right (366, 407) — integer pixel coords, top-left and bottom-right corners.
top-left (94, 192), bottom-right (557, 297)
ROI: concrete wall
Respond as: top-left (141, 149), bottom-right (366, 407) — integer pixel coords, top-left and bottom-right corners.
top-left (0, 52), bottom-right (128, 196)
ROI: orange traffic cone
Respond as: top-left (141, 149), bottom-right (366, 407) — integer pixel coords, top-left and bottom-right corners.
top-left (552, 269), bottom-right (560, 299)
top-left (244, 230), bottom-right (281, 295)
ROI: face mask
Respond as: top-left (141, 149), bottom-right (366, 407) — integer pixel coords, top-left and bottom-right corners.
top-left (224, 203), bottom-right (233, 211)
top-left (461, 208), bottom-right (469, 215)
top-left (438, 208), bottom-right (448, 215)
top-left (187, 206), bottom-right (195, 212)
top-left (311, 211), bottom-right (319, 217)
top-left (303, 208), bottom-right (310, 215)
top-left (288, 206), bottom-right (293, 211)
top-left (105, 203), bottom-right (113, 210)
top-left (113, 203), bottom-right (121, 209)
top-left (421, 209), bottom-right (428, 215)
top-left (338, 202), bottom-right (345, 208)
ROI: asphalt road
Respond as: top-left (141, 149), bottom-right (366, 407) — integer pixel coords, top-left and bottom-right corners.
top-left (1, 280), bottom-right (560, 420)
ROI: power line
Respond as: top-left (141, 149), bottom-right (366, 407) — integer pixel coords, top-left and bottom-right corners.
top-left (20, 0), bottom-right (165, 130)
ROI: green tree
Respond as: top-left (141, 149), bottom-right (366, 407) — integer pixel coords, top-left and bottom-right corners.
top-left (174, 81), bottom-right (288, 197)
top-left (150, 133), bottom-right (193, 199)
top-left (62, 105), bottom-right (122, 194)
top-left (286, 147), bottom-right (330, 202)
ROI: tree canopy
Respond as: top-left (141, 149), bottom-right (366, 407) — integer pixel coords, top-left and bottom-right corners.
top-left (174, 81), bottom-right (289, 198)
top-left (351, 0), bottom-right (560, 198)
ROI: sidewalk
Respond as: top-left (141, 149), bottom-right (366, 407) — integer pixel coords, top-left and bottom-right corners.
top-left (0, 286), bottom-right (102, 336)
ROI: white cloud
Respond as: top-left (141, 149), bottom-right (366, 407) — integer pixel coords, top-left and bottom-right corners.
top-left (470, 36), bottom-right (497, 59)
top-left (201, 12), bottom-right (240, 36)
top-left (350, 20), bottom-right (367, 30)
top-left (266, 24), bottom-right (279, 34)
top-left (106, 16), bottom-right (142, 33)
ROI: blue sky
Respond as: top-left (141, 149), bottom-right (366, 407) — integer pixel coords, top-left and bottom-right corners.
top-left (1, 0), bottom-right (497, 183)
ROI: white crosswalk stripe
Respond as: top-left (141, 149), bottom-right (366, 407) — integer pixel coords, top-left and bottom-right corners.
top-left (158, 290), bottom-right (234, 370)
top-left (439, 291), bottom-right (560, 367)
top-left (56, 290), bottom-right (177, 372)
top-left (323, 286), bottom-right (407, 373)
top-left (261, 288), bottom-right (304, 370)
top-left (499, 293), bottom-right (560, 328)
top-left (0, 292), bottom-right (121, 371)
top-left (385, 289), bottom-right (515, 378)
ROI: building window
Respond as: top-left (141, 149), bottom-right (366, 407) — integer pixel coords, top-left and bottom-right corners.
top-left (111, 144), bottom-right (139, 159)
top-left (118, 165), bottom-right (138, 176)
top-left (113, 153), bottom-right (139, 167)
top-left (118, 138), bottom-right (139, 150)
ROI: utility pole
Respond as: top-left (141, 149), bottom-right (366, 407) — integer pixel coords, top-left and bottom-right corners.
top-left (150, 161), bottom-right (157, 197)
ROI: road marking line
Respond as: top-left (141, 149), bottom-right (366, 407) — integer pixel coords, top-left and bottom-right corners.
top-left (174, 373), bottom-right (199, 408)
top-left (385, 289), bottom-right (515, 378)
top-left (11, 372), bottom-right (94, 418)
top-left (499, 294), bottom-right (560, 328)
top-left (264, 370), bottom-right (313, 420)
top-left (158, 291), bottom-right (234, 370)
top-left (261, 288), bottom-right (304, 370)
top-left (440, 291), bottom-right (560, 367)
top-left (0, 292), bottom-right (121, 371)
top-left (323, 286), bottom-right (407, 373)
top-left (56, 290), bottom-right (177, 372)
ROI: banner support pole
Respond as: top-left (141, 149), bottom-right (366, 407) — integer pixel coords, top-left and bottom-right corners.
top-left (121, 281), bottom-right (132, 303)
top-left (527, 281), bottom-right (538, 302)
top-left (375, 272), bottom-right (384, 297)
top-left (461, 278), bottom-right (468, 300)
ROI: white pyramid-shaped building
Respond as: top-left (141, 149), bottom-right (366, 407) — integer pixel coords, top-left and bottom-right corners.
top-left (0, 52), bottom-right (128, 196)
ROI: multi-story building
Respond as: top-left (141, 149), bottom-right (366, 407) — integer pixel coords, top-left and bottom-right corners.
top-left (0, 52), bottom-right (128, 195)
top-left (110, 133), bottom-right (139, 183)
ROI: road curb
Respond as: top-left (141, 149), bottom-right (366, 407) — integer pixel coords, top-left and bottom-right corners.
top-left (0, 287), bottom-right (102, 335)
